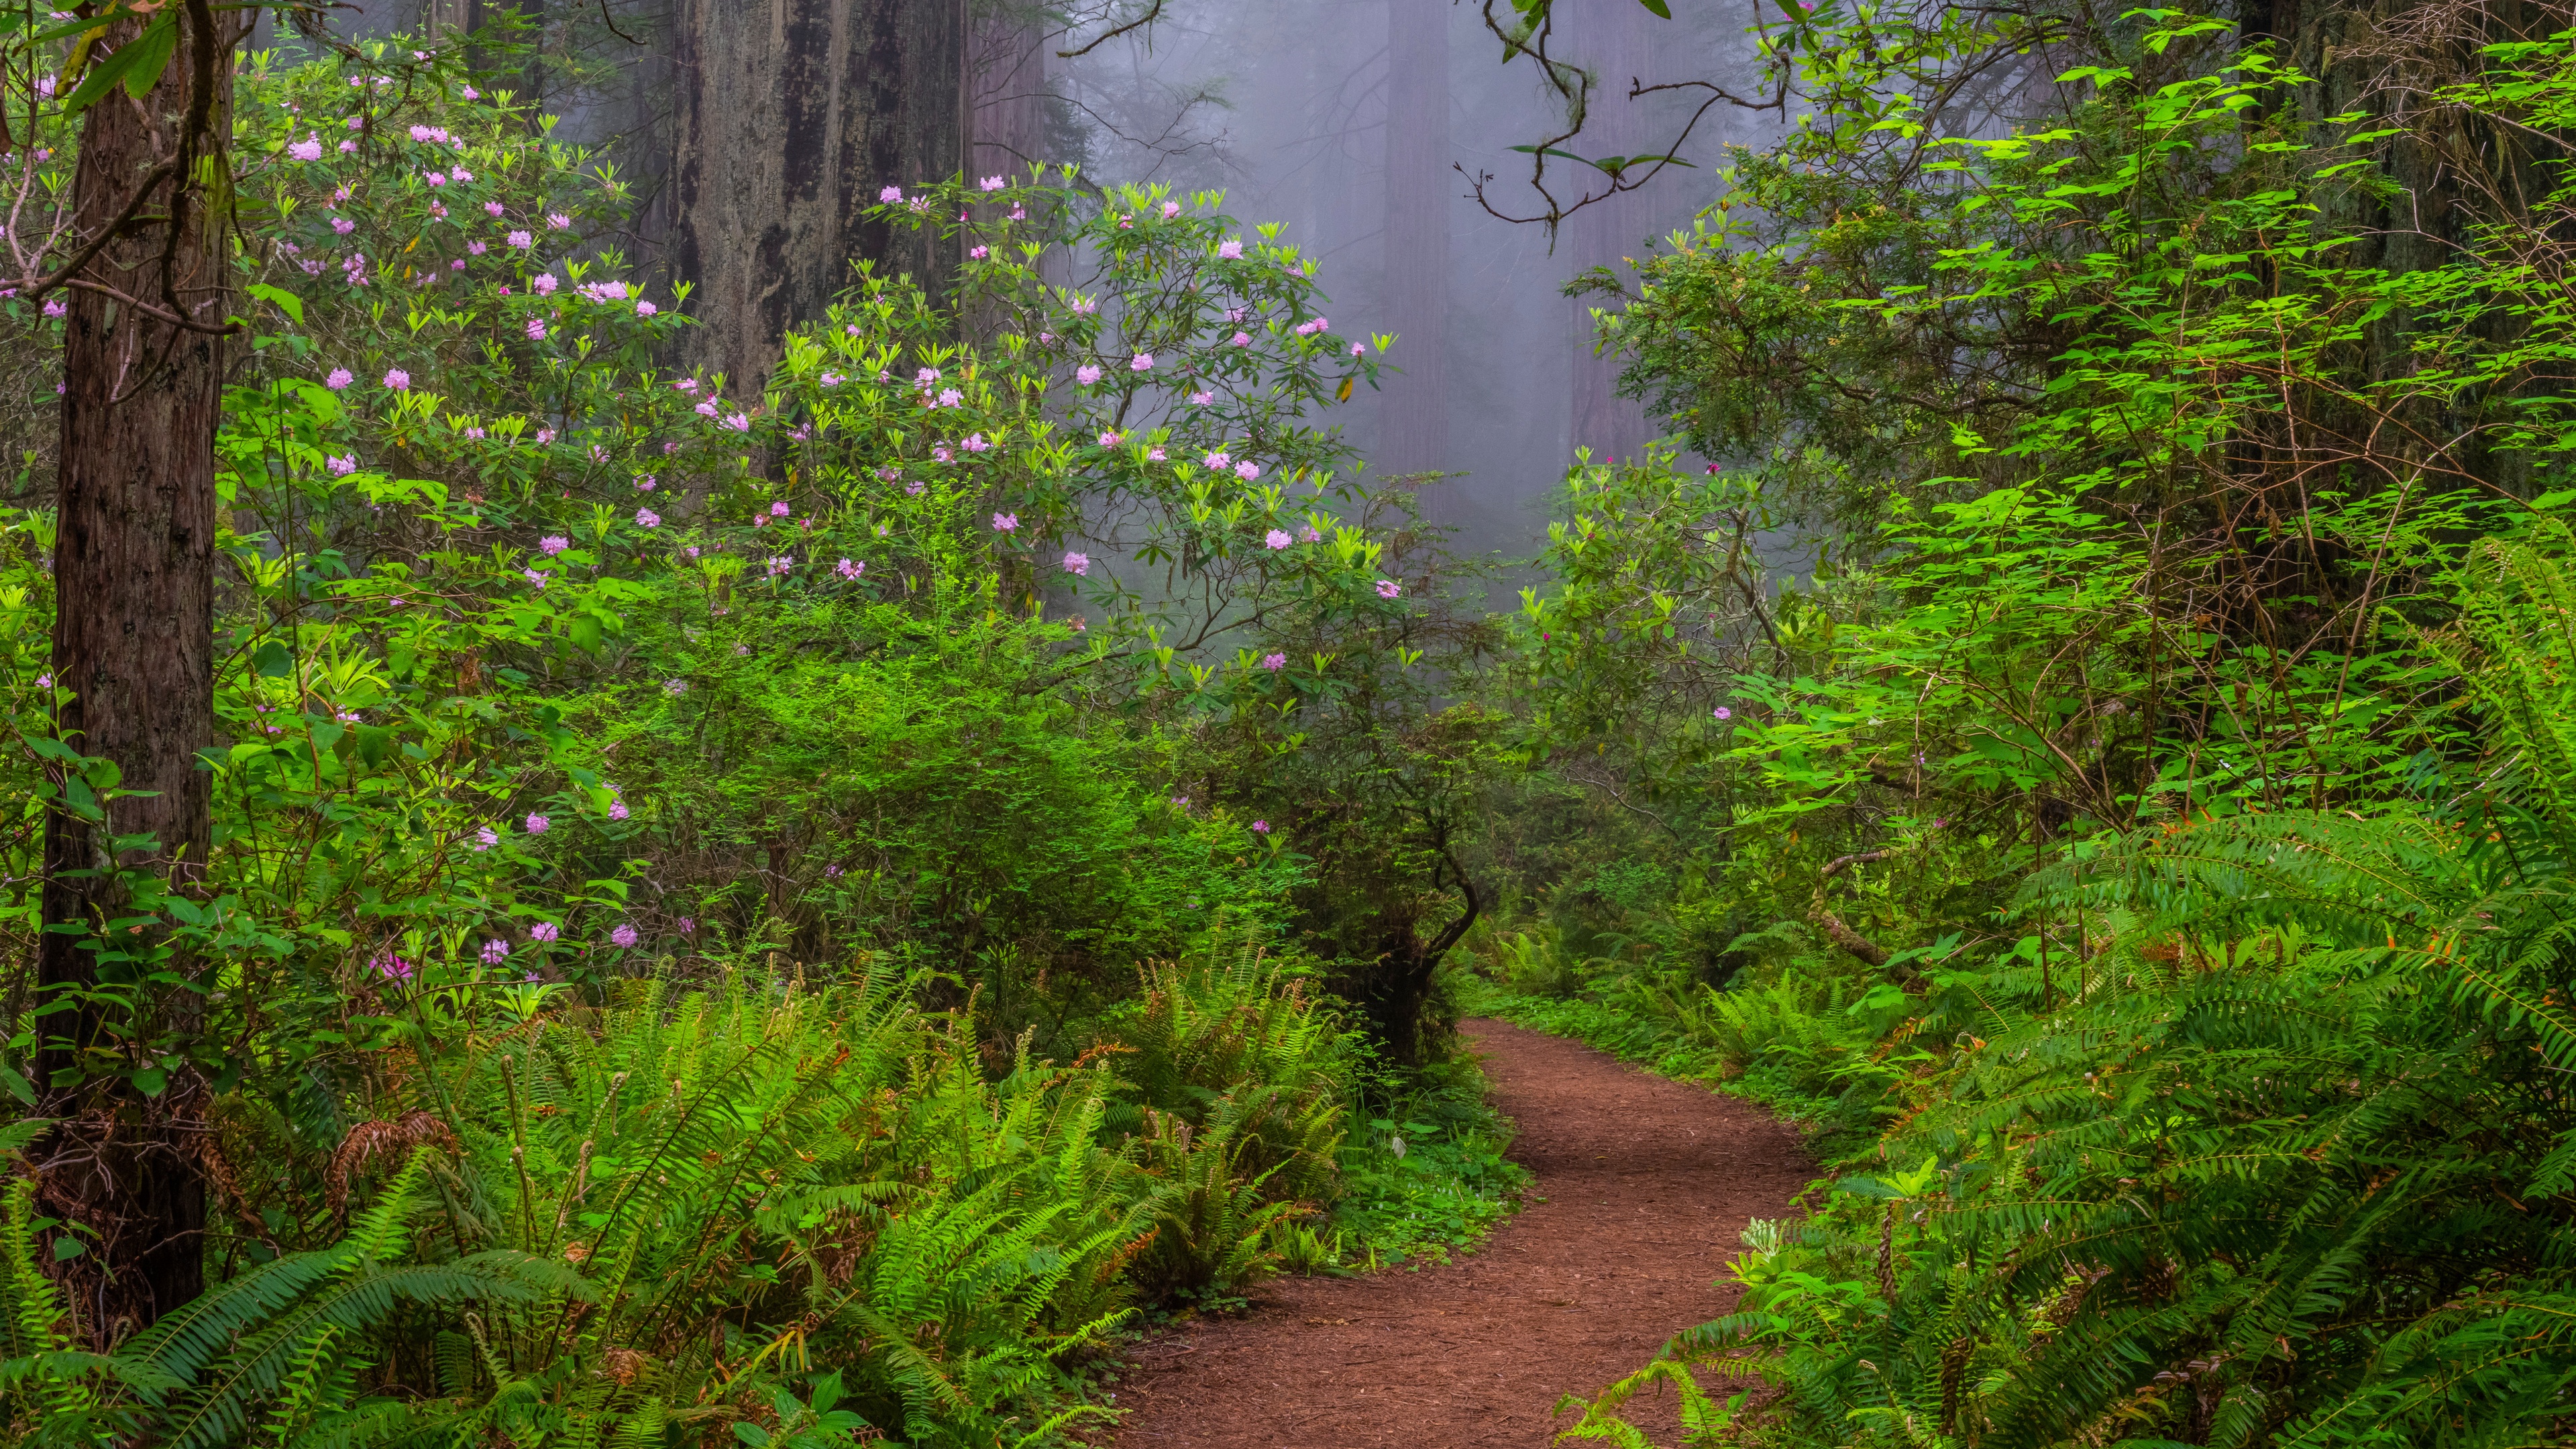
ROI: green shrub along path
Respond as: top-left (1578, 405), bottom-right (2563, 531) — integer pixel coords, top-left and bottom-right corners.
top-left (1108, 1020), bottom-right (1810, 1448)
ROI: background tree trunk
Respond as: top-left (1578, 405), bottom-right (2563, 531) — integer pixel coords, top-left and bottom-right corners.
top-left (969, 1), bottom-right (1049, 180)
top-left (1380, 0), bottom-right (1452, 492)
top-left (1562, 0), bottom-right (1664, 468)
top-left (669, 0), bottom-right (967, 392)
top-left (37, 7), bottom-right (231, 1347)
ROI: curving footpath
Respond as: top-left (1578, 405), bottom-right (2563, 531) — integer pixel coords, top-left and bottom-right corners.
top-left (1108, 1017), bottom-right (1813, 1448)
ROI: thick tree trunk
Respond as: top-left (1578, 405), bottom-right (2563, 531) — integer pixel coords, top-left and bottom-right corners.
top-left (1380, 0), bottom-right (1451, 486)
top-left (37, 7), bottom-right (230, 1347)
top-left (669, 0), bottom-right (967, 393)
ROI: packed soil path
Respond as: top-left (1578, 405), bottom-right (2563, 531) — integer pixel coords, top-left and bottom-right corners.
top-left (1107, 1018), bottom-right (1813, 1448)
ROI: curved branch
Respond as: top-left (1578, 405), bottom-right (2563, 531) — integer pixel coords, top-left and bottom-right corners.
top-left (1057, 0), bottom-right (1164, 58)
top-left (1811, 849), bottom-right (1895, 967)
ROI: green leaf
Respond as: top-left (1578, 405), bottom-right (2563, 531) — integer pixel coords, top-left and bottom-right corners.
top-left (1637, 0), bottom-right (1672, 14)
top-left (252, 640), bottom-right (294, 677)
top-left (244, 284), bottom-right (305, 326)
top-left (62, 13), bottom-right (175, 113)
top-left (53, 1236), bottom-right (85, 1262)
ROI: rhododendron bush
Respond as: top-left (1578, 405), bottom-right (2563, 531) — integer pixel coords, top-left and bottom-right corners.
top-left (0, 38), bottom-right (1451, 1091)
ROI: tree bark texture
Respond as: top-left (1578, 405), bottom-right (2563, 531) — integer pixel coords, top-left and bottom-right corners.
top-left (968, 2), bottom-right (1049, 180)
top-left (1379, 0), bottom-right (1451, 486)
top-left (669, 0), bottom-right (967, 393)
top-left (38, 8), bottom-right (231, 1347)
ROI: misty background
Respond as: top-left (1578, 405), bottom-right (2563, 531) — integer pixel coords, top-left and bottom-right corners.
top-left (306, 0), bottom-right (1786, 564)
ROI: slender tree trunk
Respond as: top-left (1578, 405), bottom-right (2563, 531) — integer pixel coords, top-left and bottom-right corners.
top-left (1380, 0), bottom-right (1451, 488)
top-left (969, 1), bottom-right (1049, 180)
top-left (36, 6), bottom-right (231, 1347)
top-left (669, 0), bottom-right (966, 392)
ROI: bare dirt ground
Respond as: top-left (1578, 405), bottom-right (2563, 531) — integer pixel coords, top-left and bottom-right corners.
top-left (1107, 1017), bottom-right (1813, 1448)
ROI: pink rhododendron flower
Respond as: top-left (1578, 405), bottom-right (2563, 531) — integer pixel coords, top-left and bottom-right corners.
top-left (1063, 550), bottom-right (1089, 576)
top-left (610, 924), bottom-right (639, 948)
top-left (1218, 238), bottom-right (1244, 259)
top-left (635, 507), bottom-right (660, 528)
top-left (1265, 529), bottom-right (1292, 549)
top-left (506, 229), bottom-right (532, 248)
top-left (1099, 429), bottom-right (1122, 447)
top-left (1075, 364), bottom-right (1102, 385)
top-left (383, 368), bottom-right (410, 389)
top-left (879, 185), bottom-right (904, 202)
top-left (1375, 578), bottom-right (1401, 599)
top-left (474, 826), bottom-right (500, 851)
top-left (529, 922), bottom-right (559, 943)
top-left (288, 136), bottom-right (323, 161)
top-left (327, 455), bottom-right (357, 476)
top-left (325, 368), bottom-right (353, 389)
top-left (837, 557), bottom-right (863, 580)
top-left (992, 512), bottom-right (1018, 533)
top-left (1231, 331), bottom-right (1252, 347)
top-left (1235, 461), bottom-right (1260, 480)
top-left (1262, 653), bottom-right (1286, 671)
top-left (1131, 352), bottom-right (1155, 371)
top-left (532, 272), bottom-right (557, 295)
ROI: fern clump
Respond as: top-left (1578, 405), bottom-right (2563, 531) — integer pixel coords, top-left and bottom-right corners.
top-left (3, 947), bottom-right (1375, 1447)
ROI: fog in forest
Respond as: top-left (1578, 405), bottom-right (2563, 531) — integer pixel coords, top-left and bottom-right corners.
top-left (1036, 1), bottom-right (1785, 564)
top-left (318, 0), bottom-right (1786, 565)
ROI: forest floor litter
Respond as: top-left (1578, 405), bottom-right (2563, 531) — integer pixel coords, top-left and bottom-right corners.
top-left (1107, 1018), bottom-right (1813, 1448)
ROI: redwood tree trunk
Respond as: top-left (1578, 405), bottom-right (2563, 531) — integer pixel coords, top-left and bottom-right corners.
top-left (1379, 0), bottom-right (1450, 486)
top-left (669, 0), bottom-right (966, 392)
top-left (37, 9), bottom-right (229, 1346)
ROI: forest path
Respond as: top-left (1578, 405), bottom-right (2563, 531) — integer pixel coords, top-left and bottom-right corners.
top-left (1105, 1018), bottom-right (1813, 1448)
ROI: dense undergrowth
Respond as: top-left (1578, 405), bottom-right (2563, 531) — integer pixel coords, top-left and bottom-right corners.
top-left (0, 22), bottom-right (1519, 1448)
top-left (18, 1), bottom-right (2576, 1445)
top-left (1433, 9), bottom-right (2576, 1447)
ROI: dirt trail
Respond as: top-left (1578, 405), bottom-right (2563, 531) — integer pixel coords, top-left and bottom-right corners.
top-left (1108, 1018), bottom-right (1813, 1448)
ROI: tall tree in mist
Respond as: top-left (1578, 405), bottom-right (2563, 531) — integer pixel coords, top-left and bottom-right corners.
top-left (1560, 0), bottom-right (1660, 467)
top-left (669, 0), bottom-right (967, 390)
top-left (1379, 0), bottom-right (1450, 486)
top-left (36, 0), bottom-right (233, 1344)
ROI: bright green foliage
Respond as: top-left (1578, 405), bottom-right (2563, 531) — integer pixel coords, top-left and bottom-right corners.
top-left (1472, 13), bottom-right (2576, 1448)
top-left (0, 951), bottom-right (1401, 1445)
